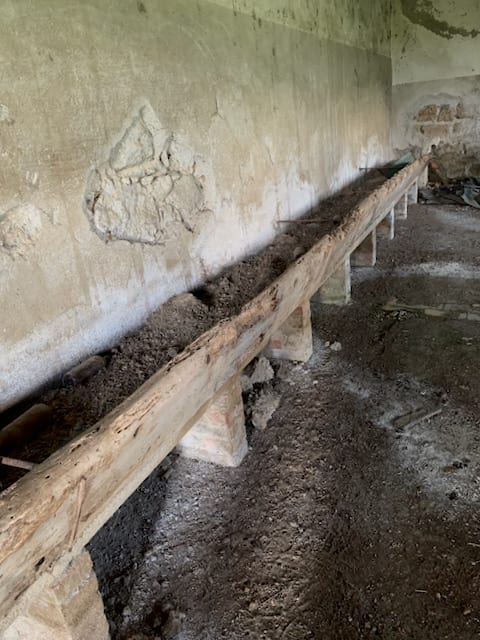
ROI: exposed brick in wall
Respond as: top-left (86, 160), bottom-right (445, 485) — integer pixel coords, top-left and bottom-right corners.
top-left (393, 78), bottom-right (480, 179)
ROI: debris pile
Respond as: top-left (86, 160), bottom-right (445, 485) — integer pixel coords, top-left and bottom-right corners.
top-left (419, 177), bottom-right (480, 209)
top-left (241, 357), bottom-right (281, 431)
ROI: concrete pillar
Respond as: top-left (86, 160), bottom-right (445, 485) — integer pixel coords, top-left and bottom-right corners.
top-left (351, 229), bottom-right (376, 267)
top-left (264, 300), bottom-right (313, 362)
top-left (407, 179), bottom-right (418, 205)
top-left (394, 192), bottom-right (408, 220)
top-left (4, 550), bottom-right (109, 640)
top-left (177, 375), bottom-right (248, 467)
top-left (377, 208), bottom-right (395, 240)
top-left (315, 256), bottom-right (351, 305)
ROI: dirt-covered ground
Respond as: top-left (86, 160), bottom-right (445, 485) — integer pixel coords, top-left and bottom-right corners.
top-left (87, 203), bottom-right (480, 639)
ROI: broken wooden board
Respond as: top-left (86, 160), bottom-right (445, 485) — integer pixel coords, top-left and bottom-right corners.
top-left (392, 407), bottom-right (442, 431)
top-left (0, 156), bottom-right (429, 627)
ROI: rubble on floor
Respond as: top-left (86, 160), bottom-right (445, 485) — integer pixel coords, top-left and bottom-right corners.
top-left (419, 177), bottom-right (480, 208)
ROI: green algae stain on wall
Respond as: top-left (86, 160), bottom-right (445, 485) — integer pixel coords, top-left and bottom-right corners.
top-left (392, 0), bottom-right (480, 84)
top-left (205, 0), bottom-right (391, 56)
top-left (400, 0), bottom-right (479, 39)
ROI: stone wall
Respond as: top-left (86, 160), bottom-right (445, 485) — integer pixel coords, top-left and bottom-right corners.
top-left (0, 0), bottom-right (392, 410)
top-left (392, 0), bottom-right (480, 178)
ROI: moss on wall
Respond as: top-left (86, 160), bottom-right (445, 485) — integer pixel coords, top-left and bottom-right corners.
top-left (400, 0), bottom-right (479, 40)
top-left (207, 0), bottom-right (391, 55)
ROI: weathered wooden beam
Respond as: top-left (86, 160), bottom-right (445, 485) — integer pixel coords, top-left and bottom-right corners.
top-left (0, 156), bottom-right (429, 628)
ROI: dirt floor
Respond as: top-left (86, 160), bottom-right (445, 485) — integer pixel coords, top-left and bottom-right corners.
top-left (86, 202), bottom-right (480, 639)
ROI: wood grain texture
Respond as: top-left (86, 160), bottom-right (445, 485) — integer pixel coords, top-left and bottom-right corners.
top-left (0, 157), bottom-right (428, 625)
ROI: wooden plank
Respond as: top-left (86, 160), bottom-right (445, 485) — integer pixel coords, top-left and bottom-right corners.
top-left (0, 156), bottom-right (429, 625)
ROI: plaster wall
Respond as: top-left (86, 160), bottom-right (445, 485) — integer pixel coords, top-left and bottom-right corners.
top-left (0, 0), bottom-right (392, 409)
top-left (392, 0), bottom-right (480, 177)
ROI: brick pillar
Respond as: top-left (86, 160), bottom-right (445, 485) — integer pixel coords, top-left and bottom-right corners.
top-left (4, 550), bottom-right (109, 640)
top-left (264, 300), bottom-right (313, 362)
top-left (315, 256), bottom-right (351, 305)
top-left (351, 229), bottom-right (376, 267)
top-left (177, 375), bottom-right (248, 467)
top-left (407, 178), bottom-right (418, 205)
top-left (394, 192), bottom-right (408, 220)
top-left (377, 208), bottom-right (395, 240)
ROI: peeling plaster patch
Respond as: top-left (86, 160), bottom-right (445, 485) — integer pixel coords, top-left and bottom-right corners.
top-left (401, 0), bottom-right (480, 39)
top-left (0, 204), bottom-right (44, 258)
top-left (84, 105), bottom-right (213, 245)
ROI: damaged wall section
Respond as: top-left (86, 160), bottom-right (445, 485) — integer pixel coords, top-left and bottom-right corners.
top-left (0, 0), bottom-right (392, 409)
top-left (85, 105), bottom-right (213, 245)
top-left (0, 205), bottom-right (48, 259)
top-left (392, 0), bottom-right (480, 178)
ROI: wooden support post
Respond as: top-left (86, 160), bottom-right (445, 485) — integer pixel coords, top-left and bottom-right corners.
top-left (314, 257), bottom-right (351, 305)
top-left (177, 375), bottom-right (248, 467)
top-left (4, 550), bottom-right (109, 640)
top-left (407, 179), bottom-right (418, 205)
top-left (394, 192), bottom-right (408, 221)
top-left (264, 300), bottom-right (313, 362)
top-left (377, 208), bottom-right (395, 240)
top-left (351, 229), bottom-right (376, 267)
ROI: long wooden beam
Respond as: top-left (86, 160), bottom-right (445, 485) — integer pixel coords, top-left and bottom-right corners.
top-left (0, 157), bottom-right (427, 625)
